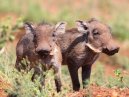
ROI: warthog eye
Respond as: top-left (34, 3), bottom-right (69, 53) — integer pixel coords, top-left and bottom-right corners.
top-left (93, 29), bottom-right (100, 35)
top-left (83, 26), bottom-right (88, 30)
top-left (52, 33), bottom-right (57, 41)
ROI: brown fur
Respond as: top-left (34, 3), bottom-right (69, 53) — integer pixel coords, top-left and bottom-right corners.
top-left (57, 19), bottom-right (119, 91)
top-left (15, 22), bottom-right (66, 92)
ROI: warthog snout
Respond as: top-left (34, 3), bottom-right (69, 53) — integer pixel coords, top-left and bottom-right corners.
top-left (35, 41), bottom-right (52, 57)
top-left (36, 49), bottom-right (50, 57)
top-left (102, 39), bottom-right (120, 56)
top-left (102, 46), bottom-right (119, 56)
top-left (35, 44), bottom-right (51, 57)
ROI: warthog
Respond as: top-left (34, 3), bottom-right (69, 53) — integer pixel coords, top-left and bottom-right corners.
top-left (15, 22), bottom-right (67, 92)
top-left (57, 18), bottom-right (119, 91)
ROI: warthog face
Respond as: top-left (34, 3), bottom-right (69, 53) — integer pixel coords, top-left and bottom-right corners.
top-left (76, 18), bottom-right (119, 55)
top-left (25, 22), bottom-right (66, 59)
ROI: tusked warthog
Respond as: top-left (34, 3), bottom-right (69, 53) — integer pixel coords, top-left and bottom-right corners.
top-left (15, 22), bottom-right (67, 92)
top-left (57, 18), bottom-right (119, 91)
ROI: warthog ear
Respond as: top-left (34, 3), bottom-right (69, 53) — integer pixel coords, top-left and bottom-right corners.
top-left (76, 20), bottom-right (89, 34)
top-left (24, 22), bottom-right (36, 36)
top-left (54, 22), bottom-right (67, 35)
top-left (24, 22), bottom-right (37, 43)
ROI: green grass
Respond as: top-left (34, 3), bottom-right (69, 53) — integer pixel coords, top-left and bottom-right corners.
top-left (91, 63), bottom-right (129, 88)
top-left (0, 16), bottom-right (25, 48)
top-left (0, 48), bottom-right (71, 97)
top-left (90, 63), bottom-right (106, 86)
top-left (109, 54), bottom-right (129, 70)
top-left (0, 49), bottom-right (129, 97)
top-left (0, 0), bottom-right (128, 40)
top-left (109, 14), bottom-right (129, 41)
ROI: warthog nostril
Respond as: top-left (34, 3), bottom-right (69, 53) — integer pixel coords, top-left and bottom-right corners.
top-left (112, 47), bottom-right (119, 53)
top-left (36, 50), bottom-right (50, 57)
top-left (102, 47), bottom-right (119, 56)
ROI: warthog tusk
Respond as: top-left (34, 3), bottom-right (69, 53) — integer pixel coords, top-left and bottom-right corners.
top-left (86, 43), bottom-right (101, 53)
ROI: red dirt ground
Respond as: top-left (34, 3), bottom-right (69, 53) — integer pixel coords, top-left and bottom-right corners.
top-left (0, 76), bottom-right (11, 97)
top-left (68, 84), bottom-right (129, 97)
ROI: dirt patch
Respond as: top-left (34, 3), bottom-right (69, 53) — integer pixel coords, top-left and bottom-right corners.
top-left (0, 73), bottom-right (11, 97)
top-left (0, 89), bottom-right (8, 97)
top-left (67, 84), bottom-right (129, 97)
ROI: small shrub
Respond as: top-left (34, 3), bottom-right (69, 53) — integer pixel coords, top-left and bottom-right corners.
top-left (0, 16), bottom-right (25, 49)
top-left (106, 69), bottom-right (129, 88)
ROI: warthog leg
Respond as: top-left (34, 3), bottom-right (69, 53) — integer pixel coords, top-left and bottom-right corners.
top-left (82, 65), bottom-right (92, 88)
top-left (67, 59), bottom-right (80, 91)
top-left (53, 65), bottom-right (62, 92)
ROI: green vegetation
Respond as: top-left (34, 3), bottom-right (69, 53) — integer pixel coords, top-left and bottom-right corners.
top-left (110, 54), bottom-right (129, 70)
top-left (107, 69), bottom-right (129, 88)
top-left (91, 63), bottom-right (129, 88)
top-left (0, 50), bottom-right (129, 97)
top-left (90, 63), bottom-right (105, 86)
top-left (0, 0), bottom-right (129, 40)
top-left (0, 16), bottom-right (25, 49)
top-left (0, 0), bottom-right (129, 96)
top-left (110, 14), bottom-right (129, 41)
top-left (0, 49), bottom-right (70, 97)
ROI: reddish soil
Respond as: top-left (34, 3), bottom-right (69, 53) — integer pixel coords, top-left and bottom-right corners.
top-left (68, 84), bottom-right (129, 97)
top-left (0, 89), bottom-right (7, 97)
top-left (0, 76), bottom-right (11, 97)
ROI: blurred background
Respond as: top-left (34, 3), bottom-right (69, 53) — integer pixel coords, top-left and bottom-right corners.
top-left (0, 0), bottom-right (129, 96)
